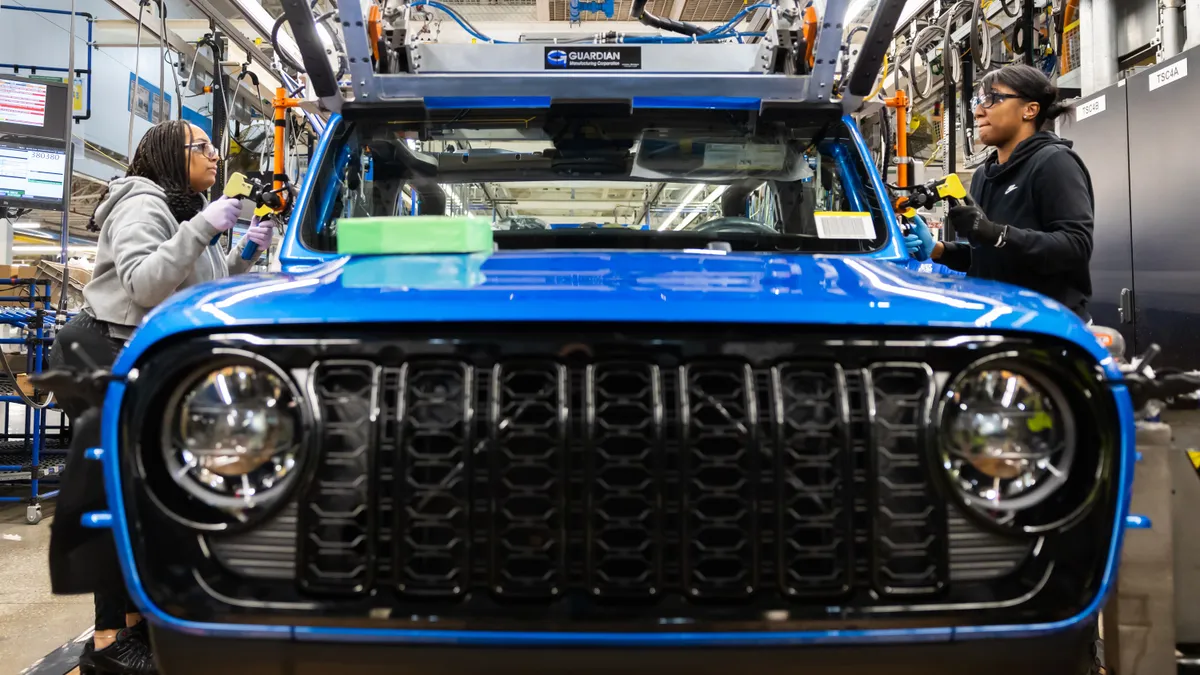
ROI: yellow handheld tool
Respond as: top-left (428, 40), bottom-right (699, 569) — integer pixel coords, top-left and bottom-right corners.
top-left (224, 172), bottom-right (283, 218)
top-left (896, 174), bottom-right (970, 214)
top-left (217, 172), bottom-right (287, 259)
top-left (894, 174), bottom-right (972, 236)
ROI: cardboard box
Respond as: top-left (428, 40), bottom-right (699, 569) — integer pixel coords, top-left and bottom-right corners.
top-left (35, 261), bottom-right (91, 311)
top-left (0, 265), bottom-right (36, 281)
top-left (3, 352), bottom-right (27, 375)
top-left (15, 373), bottom-right (34, 397)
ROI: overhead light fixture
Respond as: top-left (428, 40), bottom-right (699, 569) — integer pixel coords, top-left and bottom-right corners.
top-left (228, 0), bottom-right (303, 69)
top-left (844, 0), bottom-right (874, 24)
top-left (12, 244), bottom-right (99, 254)
top-left (675, 186), bottom-right (729, 230)
top-left (657, 184), bottom-right (707, 231)
top-left (20, 230), bottom-right (58, 241)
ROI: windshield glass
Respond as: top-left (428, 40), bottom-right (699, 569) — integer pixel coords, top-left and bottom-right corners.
top-left (299, 106), bottom-right (889, 253)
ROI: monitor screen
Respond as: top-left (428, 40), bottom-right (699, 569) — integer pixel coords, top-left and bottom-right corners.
top-left (0, 75), bottom-right (69, 142)
top-left (0, 139), bottom-right (67, 211)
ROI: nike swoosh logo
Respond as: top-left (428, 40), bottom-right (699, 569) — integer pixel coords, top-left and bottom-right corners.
top-left (1005, 184), bottom-right (1018, 195)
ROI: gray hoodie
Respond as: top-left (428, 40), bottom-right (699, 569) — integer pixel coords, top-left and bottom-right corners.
top-left (82, 176), bottom-right (255, 339)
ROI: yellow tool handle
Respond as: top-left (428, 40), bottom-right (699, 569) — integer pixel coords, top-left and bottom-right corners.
top-left (935, 174), bottom-right (967, 201)
top-left (223, 172), bottom-right (255, 199)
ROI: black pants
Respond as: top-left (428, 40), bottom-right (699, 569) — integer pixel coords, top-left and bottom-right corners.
top-left (47, 312), bottom-right (133, 632)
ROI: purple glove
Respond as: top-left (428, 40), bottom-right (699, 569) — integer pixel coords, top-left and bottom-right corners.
top-left (200, 196), bottom-right (242, 233)
top-left (243, 215), bottom-right (274, 251)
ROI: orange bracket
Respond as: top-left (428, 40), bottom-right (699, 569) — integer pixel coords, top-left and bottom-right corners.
top-left (803, 6), bottom-right (818, 69)
top-left (883, 89), bottom-right (909, 188)
top-left (367, 5), bottom-right (383, 63)
top-left (272, 87), bottom-right (304, 211)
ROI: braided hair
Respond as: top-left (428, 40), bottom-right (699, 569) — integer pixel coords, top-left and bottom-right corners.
top-left (87, 120), bottom-right (205, 230)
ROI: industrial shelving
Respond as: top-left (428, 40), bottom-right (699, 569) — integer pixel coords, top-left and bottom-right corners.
top-left (0, 278), bottom-right (72, 524)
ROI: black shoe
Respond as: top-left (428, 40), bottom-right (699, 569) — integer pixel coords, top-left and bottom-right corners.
top-left (79, 627), bottom-right (158, 675)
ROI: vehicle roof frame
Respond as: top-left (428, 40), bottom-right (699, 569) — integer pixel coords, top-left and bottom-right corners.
top-left (277, 0), bottom-right (911, 113)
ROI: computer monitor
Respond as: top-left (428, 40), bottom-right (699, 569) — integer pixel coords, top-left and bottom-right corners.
top-left (0, 138), bottom-right (67, 211)
top-left (0, 74), bottom-right (70, 142)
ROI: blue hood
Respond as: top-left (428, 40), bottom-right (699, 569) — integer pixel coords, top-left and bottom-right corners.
top-left (119, 250), bottom-right (1113, 373)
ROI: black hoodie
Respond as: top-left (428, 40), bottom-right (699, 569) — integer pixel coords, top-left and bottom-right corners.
top-left (939, 131), bottom-right (1094, 318)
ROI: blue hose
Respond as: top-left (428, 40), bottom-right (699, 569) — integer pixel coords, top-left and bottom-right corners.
top-left (621, 31), bottom-right (766, 43)
top-left (706, 3), bottom-right (774, 36)
top-left (410, 0), bottom-right (516, 43)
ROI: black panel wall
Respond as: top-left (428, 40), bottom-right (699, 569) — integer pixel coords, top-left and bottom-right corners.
top-left (1059, 83), bottom-right (1136, 349)
top-left (1126, 49), bottom-right (1200, 369)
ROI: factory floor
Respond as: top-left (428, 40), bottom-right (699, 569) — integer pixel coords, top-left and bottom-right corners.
top-left (0, 501), bottom-right (89, 675)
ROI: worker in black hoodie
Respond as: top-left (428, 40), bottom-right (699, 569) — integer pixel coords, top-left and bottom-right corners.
top-left (906, 64), bottom-right (1095, 320)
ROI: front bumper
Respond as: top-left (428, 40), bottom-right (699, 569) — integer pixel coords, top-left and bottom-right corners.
top-left (149, 622), bottom-right (1098, 675)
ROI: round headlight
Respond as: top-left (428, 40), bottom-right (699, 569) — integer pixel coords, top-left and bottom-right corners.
top-left (164, 361), bottom-right (304, 514)
top-left (940, 365), bottom-right (1076, 515)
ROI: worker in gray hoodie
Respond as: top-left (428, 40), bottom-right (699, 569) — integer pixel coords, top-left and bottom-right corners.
top-left (46, 119), bottom-right (273, 675)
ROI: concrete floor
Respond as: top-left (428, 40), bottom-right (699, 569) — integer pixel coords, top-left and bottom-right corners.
top-left (0, 502), bottom-right (90, 675)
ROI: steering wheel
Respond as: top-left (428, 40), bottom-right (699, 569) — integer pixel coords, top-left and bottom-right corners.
top-left (687, 217), bottom-right (777, 235)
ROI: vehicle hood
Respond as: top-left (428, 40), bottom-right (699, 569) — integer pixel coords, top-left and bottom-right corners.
top-left (121, 250), bottom-right (1113, 371)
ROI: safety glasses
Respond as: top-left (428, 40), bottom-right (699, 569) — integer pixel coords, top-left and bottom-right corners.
top-left (186, 141), bottom-right (221, 160)
top-left (970, 89), bottom-right (1027, 111)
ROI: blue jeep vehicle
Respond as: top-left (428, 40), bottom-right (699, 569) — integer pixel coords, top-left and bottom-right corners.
top-left (71, 0), bottom-right (1140, 672)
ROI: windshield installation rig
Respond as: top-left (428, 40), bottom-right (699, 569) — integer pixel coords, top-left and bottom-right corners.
top-left (278, 0), bottom-right (905, 113)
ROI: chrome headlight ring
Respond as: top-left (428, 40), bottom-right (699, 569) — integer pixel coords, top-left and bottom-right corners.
top-left (936, 352), bottom-right (1098, 535)
top-left (157, 349), bottom-right (312, 526)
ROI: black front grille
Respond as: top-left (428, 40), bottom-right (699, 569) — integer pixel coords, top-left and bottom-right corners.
top-left (298, 355), bottom-right (957, 604)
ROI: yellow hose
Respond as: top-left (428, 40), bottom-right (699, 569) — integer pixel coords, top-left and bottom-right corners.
top-left (868, 54), bottom-right (889, 100)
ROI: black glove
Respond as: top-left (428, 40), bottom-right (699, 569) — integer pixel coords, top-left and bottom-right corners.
top-left (947, 204), bottom-right (1005, 247)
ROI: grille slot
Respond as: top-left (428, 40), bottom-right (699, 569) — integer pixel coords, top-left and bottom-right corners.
top-left (585, 362), bottom-right (664, 598)
top-left (681, 362), bottom-right (759, 599)
top-left (208, 503), bottom-right (298, 580)
top-left (774, 363), bottom-right (854, 597)
top-left (298, 362), bottom-right (376, 595)
top-left (489, 361), bottom-right (568, 598)
top-left (394, 361), bottom-right (472, 597)
top-left (947, 510), bottom-right (1032, 582)
top-left (868, 364), bottom-right (946, 595)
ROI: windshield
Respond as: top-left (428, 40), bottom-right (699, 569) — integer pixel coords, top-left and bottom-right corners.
top-left (299, 106), bottom-right (889, 253)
